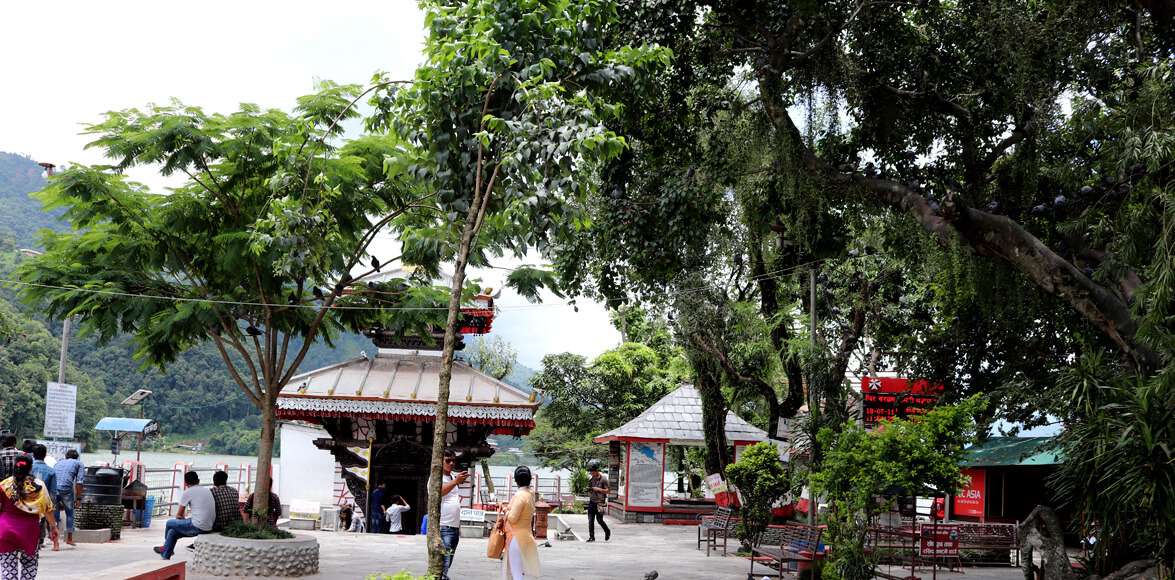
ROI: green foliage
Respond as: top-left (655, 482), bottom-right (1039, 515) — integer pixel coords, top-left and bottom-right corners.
top-left (726, 442), bottom-right (791, 549)
top-left (466, 335), bottom-right (516, 381)
top-left (1051, 359), bottom-right (1175, 572)
top-left (814, 398), bottom-right (983, 580)
top-left (526, 341), bottom-right (683, 468)
top-left (0, 296), bottom-right (108, 446)
top-left (0, 153), bottom-right (64, 249)
top-left (219, 521), bottom-right (294, 540)
top-left (570, 466), bottom-right (590, 495)
top-left (366, 572), bottom-right (434, 580)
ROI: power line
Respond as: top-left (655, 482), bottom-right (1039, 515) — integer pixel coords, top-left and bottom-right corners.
top-left (0, 252), bottom-right (885, 313)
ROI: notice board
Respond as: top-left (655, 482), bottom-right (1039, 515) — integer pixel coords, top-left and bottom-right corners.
top-left (42, 382), bottom-right (77, 439)
top-left (627, 441), bottom-right (664, 508)
top-left (861, 377), bottom-right (943, 428)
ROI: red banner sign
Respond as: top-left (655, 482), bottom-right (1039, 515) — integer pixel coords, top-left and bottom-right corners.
top-left (919, 525), bottom-right (960, 557)
top-left (953, 468), bottom-right (986, 518)
top-left (861, 377), bottom-right (944, 428)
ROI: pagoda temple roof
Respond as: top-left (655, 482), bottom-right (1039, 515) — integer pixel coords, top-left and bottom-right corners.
top-left (593, 384), bottom-right (770, 446)
top-left (276, 349), bottom-right (537, 431)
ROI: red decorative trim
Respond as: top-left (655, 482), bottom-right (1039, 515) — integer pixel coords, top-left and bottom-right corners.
top-left (275, 408), bottom-right (535, 430)
top-left (279, 393), bottom-right (538, 410)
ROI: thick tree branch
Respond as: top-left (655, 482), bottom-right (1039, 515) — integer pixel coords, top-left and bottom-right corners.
top-left (757, 76), bottom-right (1159, 372)
top-left (210, 333), bottom-right (262, 408)
top-left (688, 332), bottom-right (781, 439)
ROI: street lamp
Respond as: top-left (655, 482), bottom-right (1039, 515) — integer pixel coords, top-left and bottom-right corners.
top-left (17, 247), bottom-right (70, 384)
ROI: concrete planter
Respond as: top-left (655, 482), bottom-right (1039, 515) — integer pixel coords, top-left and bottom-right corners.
top-left (192, 533), bottom-right (319, 577)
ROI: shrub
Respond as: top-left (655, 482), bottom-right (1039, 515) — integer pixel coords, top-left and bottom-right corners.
top-left (219, 521), bottom-right (294, 540)
top-left (725, 442), bottom-right (790, 549)
top-left (570, 467), bottom-right (590, 495)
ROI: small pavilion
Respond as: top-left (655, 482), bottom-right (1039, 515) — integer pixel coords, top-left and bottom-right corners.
top-left (593, 384), bottom-right (771, 523)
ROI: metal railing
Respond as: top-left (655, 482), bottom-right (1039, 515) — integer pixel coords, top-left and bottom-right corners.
top-left (139, 462), bottom-right (259, 517)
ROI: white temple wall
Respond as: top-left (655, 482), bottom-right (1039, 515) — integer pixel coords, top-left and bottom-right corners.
top-left (278, 421), bottom-right (337, 508)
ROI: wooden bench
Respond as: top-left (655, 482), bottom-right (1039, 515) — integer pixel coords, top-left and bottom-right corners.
top-left (92, 560), bottom-right (185, 580)
top-left (748, 523), bottom-right (823, 579)
top-left (697, 506), bottom-right (737, 556)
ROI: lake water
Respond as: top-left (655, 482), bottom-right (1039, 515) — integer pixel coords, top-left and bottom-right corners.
top-left (77, 450), bottom-right (570, 496)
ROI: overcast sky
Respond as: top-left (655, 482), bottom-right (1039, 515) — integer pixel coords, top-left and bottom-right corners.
top-left (0, 1), bottom-right (621, 368)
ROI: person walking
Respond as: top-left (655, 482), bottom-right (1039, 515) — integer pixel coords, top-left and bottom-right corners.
top-left (153, 471), bottom-right (214, 560)
top-left (339, 503), bottom-right (354, 532)
top-left (434, 450), bottom-right (469, 580)
top-left (28, 447), bottom-right (55, 550)
top-left (0, 454), bottom-right (59, 579)
top-left (384, 495), bottom-right (410, 534)
top-left (368, 482), bottom-right (386, 534)
top-left (586, 460), bottom-right (611, 542)
top-left (501, 466), bottom-right (540, 580)
top-left (51, 449), bottom-right (82, 547)
top-left (0, 435), bottom-right (19, 482)
top-left (208, 471), bottom-right (241, 531)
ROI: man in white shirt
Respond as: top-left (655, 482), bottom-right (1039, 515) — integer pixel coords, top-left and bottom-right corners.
top-left (385, 494), bottom-right (411, 533)
top-left (436, 450), bottom-right (468, 580)
top-left (154, 471), bottom-right (215, 559)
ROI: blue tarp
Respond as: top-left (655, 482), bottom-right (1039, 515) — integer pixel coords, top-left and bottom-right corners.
top-left (95, 417), bottom-right (157, 434)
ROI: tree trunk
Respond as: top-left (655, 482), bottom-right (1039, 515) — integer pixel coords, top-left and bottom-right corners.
top-left (252, 401), bottom-right (277, 523)
top-left (1019, 505), bottom-right (1071, 580)
top-left (695, 360), bottom-right (730, 476)
top-left (425, 183), bottom-right (488, 576)
top-left (481, 460), bottom-right (495, 496)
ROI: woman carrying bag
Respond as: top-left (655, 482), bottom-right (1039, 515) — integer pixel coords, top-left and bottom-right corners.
top-left (500, 466), bottom-right (540, 580)
top-left (0, 454), bottom-right (58, 579)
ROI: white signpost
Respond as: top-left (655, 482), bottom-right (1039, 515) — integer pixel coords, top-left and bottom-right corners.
top-left (43, 381), bottom-right (77, 439)
top-left (36, 439), bottom-right (82, 461)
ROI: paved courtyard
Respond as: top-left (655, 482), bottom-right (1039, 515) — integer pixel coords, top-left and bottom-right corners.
top-left (36, 515), bottom-right (1027, 580)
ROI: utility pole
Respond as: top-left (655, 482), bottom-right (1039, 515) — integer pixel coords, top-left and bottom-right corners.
top-left (807, 267), bottom-right (818, 527)
top-left (57, 317), bottom-right (71, 383)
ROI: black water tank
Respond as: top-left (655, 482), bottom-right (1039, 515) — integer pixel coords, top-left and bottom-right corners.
top-left (81, 466), bottom-right (124, 506)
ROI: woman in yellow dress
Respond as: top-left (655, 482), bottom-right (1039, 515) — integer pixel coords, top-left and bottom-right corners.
top-left (502, 466), bottom-right (539, 579)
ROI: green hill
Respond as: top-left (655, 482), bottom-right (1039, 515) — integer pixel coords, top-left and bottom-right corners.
top-left (0, 153), bottom-right (66, 249)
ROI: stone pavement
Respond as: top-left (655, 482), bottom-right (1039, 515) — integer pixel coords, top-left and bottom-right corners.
top-left (35, 516), bottom-right (1027, 580)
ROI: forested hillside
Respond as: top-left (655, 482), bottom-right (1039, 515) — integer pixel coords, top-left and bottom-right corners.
top-left (0, 153), bottom-right (64, 249)
top-left (0, 151), bottom-right (534, 455)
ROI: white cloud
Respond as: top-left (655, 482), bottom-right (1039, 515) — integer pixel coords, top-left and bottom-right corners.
top-left (1, 1), bottom-right (620, 367)
top-left (0, 1), bottom-right (423, 190)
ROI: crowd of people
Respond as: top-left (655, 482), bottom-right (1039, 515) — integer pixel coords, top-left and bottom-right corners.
top-left (0, 427), bottom-right (600, 579)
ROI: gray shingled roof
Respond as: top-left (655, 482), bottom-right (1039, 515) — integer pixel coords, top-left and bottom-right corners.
top-left (594, 384), bottom-right (770, 445)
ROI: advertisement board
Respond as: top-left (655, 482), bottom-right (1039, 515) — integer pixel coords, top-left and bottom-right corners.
top-left (626, 442), bottom-right (664, 508)
top-left (35, 440), bottom-right (82, 461)
top-left (42, 382), bottom-right (77, 439)
top-left (953, 468), bottom-right (986, 518)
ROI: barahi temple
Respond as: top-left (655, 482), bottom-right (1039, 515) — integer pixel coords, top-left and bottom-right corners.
top-left (275, 292), bottom-right (537, 533)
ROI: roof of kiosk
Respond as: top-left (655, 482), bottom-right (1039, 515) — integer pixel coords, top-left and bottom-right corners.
top-left (593, 384), bottom-right (770, 446)
top-left (275, 349), bottom-right (538, 430)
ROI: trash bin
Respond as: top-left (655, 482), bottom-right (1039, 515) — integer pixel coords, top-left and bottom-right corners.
top-left (141, 497), bottom-right (156, 528)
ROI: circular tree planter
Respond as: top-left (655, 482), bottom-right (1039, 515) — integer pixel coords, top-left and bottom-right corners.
top-left (191, 533), bottom-right (319, 577)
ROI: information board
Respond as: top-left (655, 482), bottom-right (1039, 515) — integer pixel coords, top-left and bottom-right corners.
top-left (919, 525), bottom-right (960, 557)
top-left (36, 439), bottom-right (82, 461)
top-left (42, 382), bottom-right (77, 439)
top-left (861, 377), bottom-right (943, 428)
top-left (626, 442), bottom-right (664, 508)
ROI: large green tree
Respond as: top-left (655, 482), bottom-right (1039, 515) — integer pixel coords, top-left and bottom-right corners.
top-left (366, 0), bottom-right (666, 571)
top-left (17, 84), bottom-right (451, 520)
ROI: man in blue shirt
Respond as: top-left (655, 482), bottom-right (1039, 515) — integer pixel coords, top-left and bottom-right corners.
top-left (53, 448), bottom-right (84, 545)
top-left (30, 444), bottom-right (57, 548)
